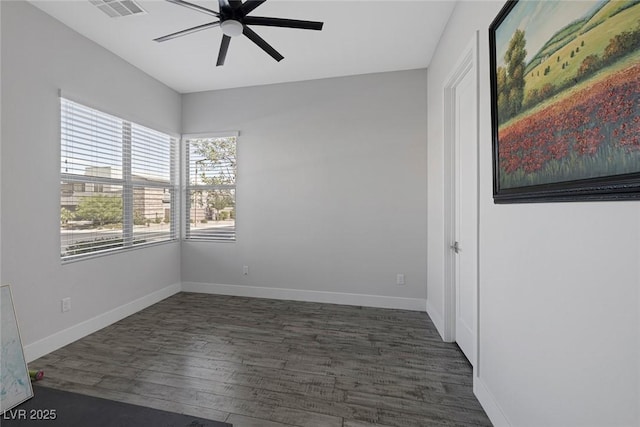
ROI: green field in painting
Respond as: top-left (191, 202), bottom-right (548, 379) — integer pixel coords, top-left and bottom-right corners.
top-left (501, 50), bottom-right (640, 131)
top-left (523, 1), bottom-right (640, 106)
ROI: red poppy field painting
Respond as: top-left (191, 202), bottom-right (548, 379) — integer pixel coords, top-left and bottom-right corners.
top-left (489, 0), bottom-right (640, 202)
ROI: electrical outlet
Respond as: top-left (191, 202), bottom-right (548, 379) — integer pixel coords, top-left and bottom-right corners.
top-left (396, 274), bottom-right (405, 286)
top-left (243, 265), bottom-right (249, 275)
top-left (61, 297), bottom-right (71, 313)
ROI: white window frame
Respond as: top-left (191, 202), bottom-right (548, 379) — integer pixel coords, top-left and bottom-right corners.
top-left (182, 132), bottom-right (238, 242)
top-left (60, 97), bottom-right (179, 262)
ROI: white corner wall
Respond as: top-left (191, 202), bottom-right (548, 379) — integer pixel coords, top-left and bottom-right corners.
top-left (182, 71), bottom-right (428, 309)
top-left (0, 0), bottom-right (3, 287)
top-left (427, 2), bottom-right (640, 426)
top-left (1, 1), bottom-right (182, 361)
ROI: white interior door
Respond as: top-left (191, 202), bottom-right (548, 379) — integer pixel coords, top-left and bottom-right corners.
top-left (443, 34), bottom-right (479, 366)
top-left (453, 66), bottom-right (478, 365)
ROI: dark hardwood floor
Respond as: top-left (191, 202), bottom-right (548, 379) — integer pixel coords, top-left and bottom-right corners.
top-left (33, 292), bottom-right (491, 426)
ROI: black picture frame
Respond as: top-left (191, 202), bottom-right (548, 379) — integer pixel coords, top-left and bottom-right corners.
top-left (489, 0), bottom-right (640, 203)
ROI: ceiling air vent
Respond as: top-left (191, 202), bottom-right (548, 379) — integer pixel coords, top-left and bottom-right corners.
top-left (89, 0), bottom-right (146, 18)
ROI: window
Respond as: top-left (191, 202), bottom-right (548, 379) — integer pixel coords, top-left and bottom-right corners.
top-left (184, 135), bottom-right (237, 241)
top-left (60, 98), bottom-right (177, 261)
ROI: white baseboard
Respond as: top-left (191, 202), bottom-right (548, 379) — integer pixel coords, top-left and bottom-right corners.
top-left (426, 299), bottom-right (446, 340)
top-left (24, 283), bottom-right (181, 362)
top-left (182, 282), bottom-right (427, 311)
top-left (474, 375), bottom-right (511, 427)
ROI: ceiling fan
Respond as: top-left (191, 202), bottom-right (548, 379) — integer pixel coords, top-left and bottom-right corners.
top-left (154, 0), bottom-right (324, 66)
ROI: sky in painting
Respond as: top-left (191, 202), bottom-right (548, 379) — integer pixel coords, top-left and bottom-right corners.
top-left (495, 0), bottom-right (606, 67)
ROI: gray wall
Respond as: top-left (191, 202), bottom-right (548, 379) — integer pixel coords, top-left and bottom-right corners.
top-left (0, 0), bottom-right (2, 287)
top-left (182, 71), bottom-right (428, 305)
top-left (427, 2), bottom-right (640, 426)
top-left (1, 1), bottom-right (182, 353)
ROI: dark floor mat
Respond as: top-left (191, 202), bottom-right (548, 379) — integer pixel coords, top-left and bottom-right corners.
top-left (1, 384), bottom-right (231, 427)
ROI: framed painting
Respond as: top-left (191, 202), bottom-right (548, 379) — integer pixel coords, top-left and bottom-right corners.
top-left (489, 0), bottom-right (640, 203)
top-left (1, 285), bottom-right (33, 414)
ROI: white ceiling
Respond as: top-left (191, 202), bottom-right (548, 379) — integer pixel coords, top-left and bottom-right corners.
top-left (29, 0), bottom-right (457, 93)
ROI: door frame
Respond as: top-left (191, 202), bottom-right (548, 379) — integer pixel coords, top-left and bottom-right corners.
top-left (442, 32), bottom-right (480, 368)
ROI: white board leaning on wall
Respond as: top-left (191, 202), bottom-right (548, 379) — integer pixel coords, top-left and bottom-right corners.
top-left (0, 285), bottom-right (33, 414)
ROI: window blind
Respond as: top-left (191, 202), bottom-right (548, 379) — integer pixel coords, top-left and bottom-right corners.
top-left (130, 122), bottom-right (176, 245)
top-left (184, 136), bottom-right (237, 241)
top-left (60, 98), bottom-right (177, 261)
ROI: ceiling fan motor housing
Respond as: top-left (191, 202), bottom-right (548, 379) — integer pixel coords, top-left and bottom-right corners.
top-left (220, 20), bottom-right (243, 37)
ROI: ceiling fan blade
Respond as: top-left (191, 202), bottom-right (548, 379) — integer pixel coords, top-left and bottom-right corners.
top-left (218, 0), bottom-right (241, 11)
top-left (242, 26), bottom-right (284, 62)
top-left (243, 16), bottom-right (323, 30)
top-left (241, 0), bottom-right (266, 15)
top-left (166, 0), bottom-right (219, 17)
top-left (154, 21), bottom-right (221, 42)
top-left (217, 35), bottom-right (231, 66)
